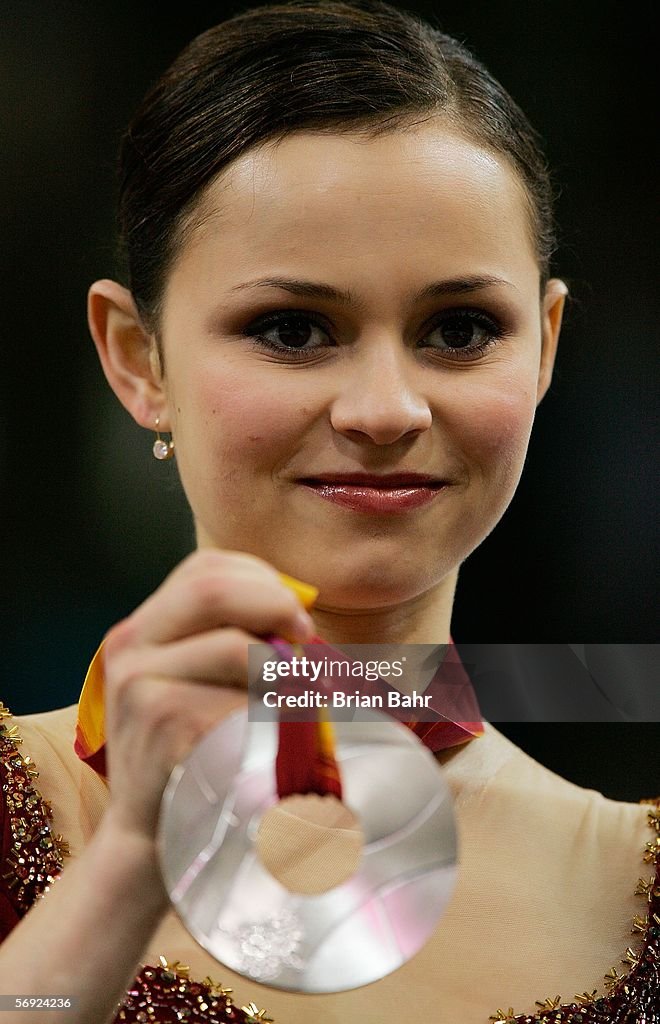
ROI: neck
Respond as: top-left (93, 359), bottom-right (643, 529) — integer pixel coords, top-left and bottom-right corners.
top-left (307, 568), bottom-right (458, 646)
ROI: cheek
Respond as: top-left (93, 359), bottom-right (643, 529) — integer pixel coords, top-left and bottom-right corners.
top-left (448, 377), bottom-right (537, 480)
top-left (192, 371), bottom-right (301, 470)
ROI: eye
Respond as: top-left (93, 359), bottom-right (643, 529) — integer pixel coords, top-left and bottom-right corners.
top-left (242, 311), bottom-right (331, 358)
top-left (242, 306), bottom-right (507, 361)
top-left (423, 310), bottom-right (505, 358)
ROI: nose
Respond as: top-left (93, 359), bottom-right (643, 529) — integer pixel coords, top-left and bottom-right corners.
top-left (329, 340), bottom-right (432, 445)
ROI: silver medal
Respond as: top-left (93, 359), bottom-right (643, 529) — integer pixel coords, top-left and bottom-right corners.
top-left (157, 706), bottom-right (457, 993)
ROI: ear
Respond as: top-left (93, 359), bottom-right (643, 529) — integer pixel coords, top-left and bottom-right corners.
top-left (87, 279), bottom-right (172, 430)
top-left (536, 278), bottom-right (568, 405)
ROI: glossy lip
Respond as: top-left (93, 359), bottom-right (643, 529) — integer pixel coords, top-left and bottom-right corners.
top-left (300, 472), bottom-right (447, 486)
top-left (298, 473), bottom-right (450, 514)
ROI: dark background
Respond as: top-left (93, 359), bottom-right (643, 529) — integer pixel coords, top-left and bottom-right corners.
top-left (1, 2), bottom-right (657, 799)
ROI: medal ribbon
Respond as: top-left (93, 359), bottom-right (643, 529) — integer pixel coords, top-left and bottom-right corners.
top-left (74, 574), bottom-right (483, 792)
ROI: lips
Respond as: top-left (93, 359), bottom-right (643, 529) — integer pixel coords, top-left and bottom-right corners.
top-left (298, 473), bottom-right (450, 514)
top-left (300, 473), bottom-right (447, 487)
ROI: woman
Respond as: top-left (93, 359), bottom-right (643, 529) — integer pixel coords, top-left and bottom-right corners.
top-left (0, 1), bottom-right (657, 1021)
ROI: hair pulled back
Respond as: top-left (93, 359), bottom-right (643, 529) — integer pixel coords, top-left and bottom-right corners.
top-left (117, 0), bottom-right (557, 335)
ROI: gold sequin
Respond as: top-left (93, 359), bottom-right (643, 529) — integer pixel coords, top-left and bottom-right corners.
top-left (534, 995), bottom-right (561, 1011)
top-left (603, 966), bottom-right (622, 989)
top-left (0, 702), bottom-right (70, 913)
top-left (241, 1004), bottom-right (274, 1023)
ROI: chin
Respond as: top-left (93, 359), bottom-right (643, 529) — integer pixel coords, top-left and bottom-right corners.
top-left (297, 559), bottom-right (441, 611)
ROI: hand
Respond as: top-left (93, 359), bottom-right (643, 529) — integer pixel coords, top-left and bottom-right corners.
top-left (99, 549), bottom-right (315, 849)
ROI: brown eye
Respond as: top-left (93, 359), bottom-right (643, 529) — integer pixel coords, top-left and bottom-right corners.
top-left (424, 310), bottom-right (505, 357)
top-left (265, 315), bottom-right (314, 348)
top-left (243, 311), bottom-right (331, 356)
top-left (439, 316), bottom-right (480, 347)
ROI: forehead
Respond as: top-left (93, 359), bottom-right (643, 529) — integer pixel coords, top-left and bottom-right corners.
top-left (169, 121), bottom-right (538, 301)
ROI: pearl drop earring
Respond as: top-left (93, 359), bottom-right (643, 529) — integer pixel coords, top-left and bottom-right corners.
top-left (152, 416), bottom-right (175, 460)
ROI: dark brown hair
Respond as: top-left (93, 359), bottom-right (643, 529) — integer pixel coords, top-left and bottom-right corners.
top-left (117, 0), bottom-right (557, 338)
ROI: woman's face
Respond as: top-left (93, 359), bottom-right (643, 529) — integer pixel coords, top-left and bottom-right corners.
top-left (156, 122), bottom-right (563, 608)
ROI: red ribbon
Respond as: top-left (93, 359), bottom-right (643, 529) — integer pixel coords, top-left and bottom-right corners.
top-left (267, 635), bottom-right (483, 801)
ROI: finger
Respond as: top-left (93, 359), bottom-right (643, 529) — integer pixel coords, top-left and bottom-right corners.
top-left (107, 673), bottom-right (250, 747)
top-left (110, 555), bottom-right (314, 647)
top-left (106, 627), bottom-right (260, 691)
top-left (104, 676), bottom-right (249, 838)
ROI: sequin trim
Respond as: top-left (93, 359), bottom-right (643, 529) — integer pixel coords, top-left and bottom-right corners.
top-left (0, 702), bottom-right (70, 910)
top-left (489, 797), bottom-right (660, 1023)
top-left (114, 957), bottom-right (273, 1022)
top-left (0, 702), bottom-right (273, 1024)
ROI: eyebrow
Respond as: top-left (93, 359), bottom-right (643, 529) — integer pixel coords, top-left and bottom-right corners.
top-left (228, 274), bottom-right (515, 308)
